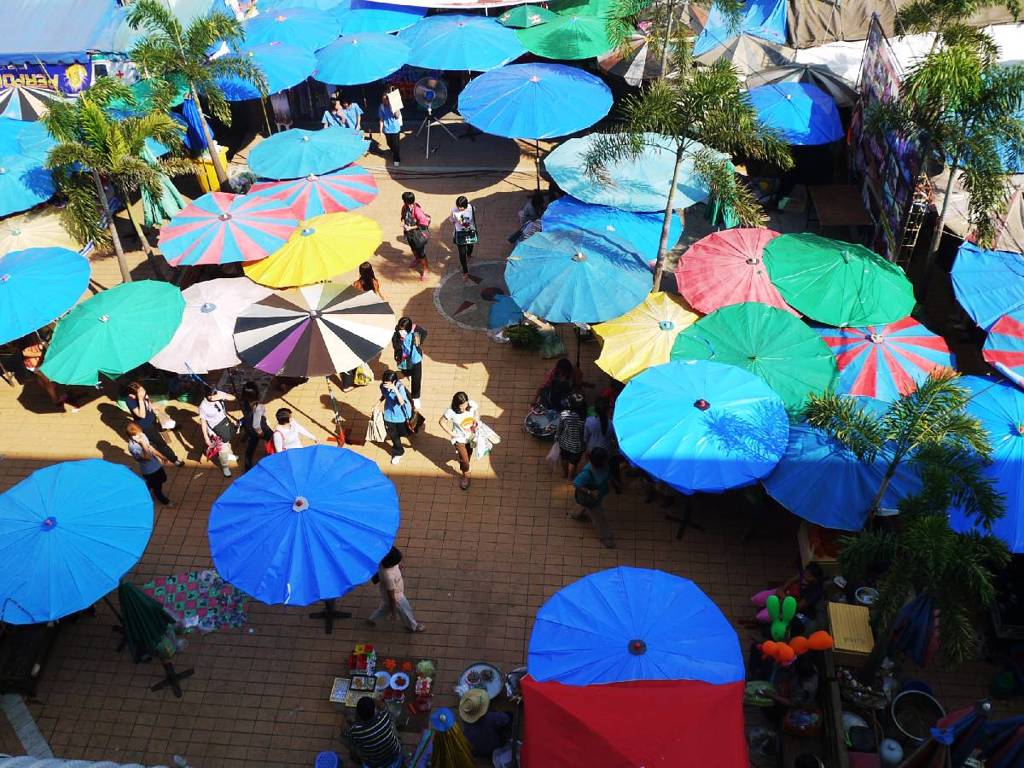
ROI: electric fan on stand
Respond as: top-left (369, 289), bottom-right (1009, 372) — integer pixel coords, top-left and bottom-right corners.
top-left (413, 77), bottom-right (458, 159)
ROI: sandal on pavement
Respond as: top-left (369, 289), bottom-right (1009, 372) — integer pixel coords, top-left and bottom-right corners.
top-left (411, 623), bottom-right (426, 633)
top-left (459, 477), bottom-right (470, 490)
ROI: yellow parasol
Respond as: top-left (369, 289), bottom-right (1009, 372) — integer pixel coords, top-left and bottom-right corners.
top-left (593, 291), bottom-right (698, 382)
top-left (0, 210), bottom-right (81, 257)
top-left (243, 212), bottom-right (382, 288)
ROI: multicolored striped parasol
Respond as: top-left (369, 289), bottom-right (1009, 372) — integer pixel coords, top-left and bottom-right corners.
top-left (158, 191), bottom-right (301, 267)
top-left (0, 84), bottom-right (67, 121)
top-left (818, 317), bottom-right (954, 401)
top-left (247, 166), bottom-right (378, 220)
top-left (984, 309), bottom-right (1024, 390)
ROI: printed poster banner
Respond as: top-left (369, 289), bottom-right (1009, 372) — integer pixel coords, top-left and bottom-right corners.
top-left (0, 62), bottom-right (92, 95)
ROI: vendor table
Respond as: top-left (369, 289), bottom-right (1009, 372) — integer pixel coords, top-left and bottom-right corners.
top-left (142, 570), bottom-right (250, 633)
top-left (807, 185), bottom-right (873, 232)
top-left (331, 649), bottom-right (436, 733)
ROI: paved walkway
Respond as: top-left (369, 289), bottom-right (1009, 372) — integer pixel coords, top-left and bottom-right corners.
top-left (0, 133), bottom-right (1011, 766)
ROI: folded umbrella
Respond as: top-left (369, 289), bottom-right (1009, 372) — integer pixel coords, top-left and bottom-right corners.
top-left (458, 63), bottom-right (612, 140)
top-left (40, 280), bottom-right (185, 386)
top-left (0, 210), bottom-right (80, 257)
top-left (158, 191), bottom-right (301, 267)
top-left (0, 460), bottom-right (152, 624)
top-left (398, 15), bottom-right (526, 72)
top-left (764, 233), bottom-right (916, 327)
top-left (150, 277), bottom-right (272, 375)
top-left (675, 228), bottom-right (792, 315)
top-left (505, 228), bottom-right (651, 324)
top-left (748, 82), bottom-right (843, 146)
top-left (248, 127), bottom-right (370, 179)
top-left (517, 0), bottom-right (613, 60)
top-left (244, 212), bottom-right (381, 288)
top-left (244, 7), bottom-right (341, 51)
top-left (984, 309), bottom-right (1024, 390)
top-left (234, 281), bottom-right (395, 377)
top-left (0, 153), bottom-right (55, 217)
top-left (0, 247), bottom-right (90, 345)
top-left (902, 698), bottom-right (991, 767)
top-left (209, 446), bottom-right (399, 605)
top-left (217, 42), bottom-right (317, 101)
top-left (763, 396), bottom-right (922, 530)
top-left (334, 0), bottom-right (426, 33)
top-left (544, 132), bottom-right (719, 213)
top-left (248, 166), bottom-right (378, 219)
top-left (615, 360), bottom-right (789, 493)
top-left (117, 580), bottom-right (176, 662)
top-left (672, 301), bottom-right (837, 413)
top-left (498, 3), bottom-right (557, 27)
top-left (593, 292), bottom-right (697, 382)
top-left (314, 33), bottom-right (410, 86)
top-left (543, 196), bottom-right (682, 261)
top-left (951, 241), bottom-right (1024, 330)
top-left (818, 317), bottom-right (954, 401)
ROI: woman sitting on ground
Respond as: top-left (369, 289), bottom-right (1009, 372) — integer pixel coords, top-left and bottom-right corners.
top-left (533, 358), bottom-right (582, 411)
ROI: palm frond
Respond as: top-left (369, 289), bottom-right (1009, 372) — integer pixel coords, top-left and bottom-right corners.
top-left (804, 392), bottom-right (887, 462)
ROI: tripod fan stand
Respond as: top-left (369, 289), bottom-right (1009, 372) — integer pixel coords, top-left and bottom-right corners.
top-left (413, 77), bottom-right (458, 159)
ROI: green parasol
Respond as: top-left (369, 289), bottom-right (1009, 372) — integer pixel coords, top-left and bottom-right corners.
top-left (117, 581), bottom-right (176, 661)
top-left (517, 0), bottom-right (613, 60)
top-left (108, 75), bottom-right (189, 114)
top-left (40, 280), bottom-right (185, 386)
top-left (670, 301), bottom-right (837, 413)
top-left (498, 4), bottom-right (558, 27)
top-left (141, 145), bottom-right (186, 227)
top-left (763, 233), bottom-right (916, 327)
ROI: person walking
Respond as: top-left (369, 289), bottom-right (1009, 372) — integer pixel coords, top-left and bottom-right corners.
top-left (124, 381), bottom-right (184, 466)
top-left (584, 395), bottom-right (622, 492)
top-left (449, 195), bottom-right (478, 280)
top-left (555, 392), bottom-right (588, 480)
top-left (572, 447), bottom-right (616, 548)
top-left (366, 546), bottom-right (425, 632)
top-left (400, 191), bottom-right (430, 280)
top-left (378, 93), bottom-right (402, 166)
top-left (198, 385), bottom-right (237, 477)
top-left (126, 423), bottom-right (171, 505)
top-left (239, 380), bottom-right (271, 470)
top-left (392, 316), bottom-right (425, 410)
top-left (271, 408), bottom-right (317, 452)
top-left (439, 391), bottom-right (479, 490)
top-left (374, 371), bottom-right (413, 465)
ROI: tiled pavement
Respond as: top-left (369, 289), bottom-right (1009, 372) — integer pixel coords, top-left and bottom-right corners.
top-left (0, 130), bottom-right (1014, 766)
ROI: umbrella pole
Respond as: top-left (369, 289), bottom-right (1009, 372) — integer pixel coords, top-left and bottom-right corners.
top-left (309, 598), bottom-right (351, 634)
top-left (574, 325), bottom-right (581, 369)
top-left (102, 596), bottom-right (129, 655)
top-left (535, 140), bottom-right (541, 191)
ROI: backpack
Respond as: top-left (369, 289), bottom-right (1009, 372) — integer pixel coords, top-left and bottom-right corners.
top-left (264, 429), bottom-right (283, 455)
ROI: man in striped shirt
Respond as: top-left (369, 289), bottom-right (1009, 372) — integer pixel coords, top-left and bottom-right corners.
top-left (348, 697), bottom-right (404, 767)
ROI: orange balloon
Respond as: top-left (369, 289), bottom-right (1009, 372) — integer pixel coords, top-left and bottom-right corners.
top-left (760, 641), bottom-right (778, 657)
top-left (776, 644), bottom-right (796, 663)
top-left (789, 636), bottom-right (809, 655)
top-left (807, 631), bottom-right (834, 651)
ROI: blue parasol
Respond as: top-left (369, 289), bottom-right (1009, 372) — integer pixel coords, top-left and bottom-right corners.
top-left (262, 0), bottom-right (344, 8)
top-left (528, 566), bottom-right (743, 685)
top-left (314, 33), bottom-right (411, 86)
top-left (335, 0), bottom-right (425, 34)
top-left (208, 446), bottom-right (399, 606)
top-left (505, 228), bottom-right (651, 323)
top-left (544, 132), bottom-right (719, 213)
top-left (244, 7), bottom-right (341, 51)
top-left (217, 42), bottom-right (316, 101)
top-left (0, 119), bottom-right (55, 158)
top-left (458, 63), bottom-right (612, 140)
top-left (748, 82), bottom-right (843, 145)
top-left (951, 241), bottom-right (1024, 330)
top-left (0, 153), bottom-right (55, 217)
top-left (398, 14), bottom-right (526, 72)
top-left (0, 247), bottom-right (91, 345)
top-left (488, 294), bottom-right (524, 329)
top-left (0, 460), bottom-right (153, 624)
top-left (249, 127), bottom-right (369, 179)
top-left (949, 375), bottom-right (1024, 552)
top-left (614, 360), bottom-right (789, 494)
top-left (763, 396), bottom-right (921, 530)
top-left (542, 196), bottom-right (682, 261)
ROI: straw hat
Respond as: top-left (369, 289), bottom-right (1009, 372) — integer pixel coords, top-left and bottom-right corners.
top-left (458, 688), bottom-right (490, 724)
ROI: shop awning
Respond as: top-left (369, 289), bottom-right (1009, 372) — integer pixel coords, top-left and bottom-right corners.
top-left (0, 0), bottom-right (125, 64)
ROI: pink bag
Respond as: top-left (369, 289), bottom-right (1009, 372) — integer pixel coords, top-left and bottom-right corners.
top-left (545, 442), bottom-right (560, 464)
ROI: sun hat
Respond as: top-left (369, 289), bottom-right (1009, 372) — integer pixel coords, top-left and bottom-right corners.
top-left (458, 688), bottom-right (490, 723)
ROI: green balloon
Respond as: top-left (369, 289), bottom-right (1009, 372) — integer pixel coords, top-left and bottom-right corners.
top-left (766, 594), bottom-right (781, 622)
top-left (782, 595), bottom-right (798, 623)
top-left (770, 620), bottom-right (787, 642)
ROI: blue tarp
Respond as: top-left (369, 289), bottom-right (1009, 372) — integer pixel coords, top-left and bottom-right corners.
top-left (0, 0), bottom-right (125, 64)
top-left (693, 0), bottom-right (788, 57)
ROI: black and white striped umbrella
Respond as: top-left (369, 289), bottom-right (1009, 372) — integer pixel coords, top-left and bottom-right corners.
top-left (0, 85), bottom-right (68, 121)
top-left (233, 282), bottom-right (395, 378)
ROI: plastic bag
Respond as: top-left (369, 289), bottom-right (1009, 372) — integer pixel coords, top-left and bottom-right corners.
top-left (539, 330), bottom-right (566, 359)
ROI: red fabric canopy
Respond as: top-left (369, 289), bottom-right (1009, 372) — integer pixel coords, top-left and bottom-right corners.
top-left (521, 676), bottom-right (748, 767)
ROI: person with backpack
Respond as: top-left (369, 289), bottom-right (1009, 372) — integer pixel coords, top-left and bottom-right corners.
top-left (572, 447), bottom-right (615, 549)
top-left (198, 385), bottom-right (237, 478)
top-left (270, 408), bottom-right (317, 453)
top-left (400, 191), bottom-right (431, 281)
top-left (392, 316), bottom-right (425, 411)
top-left (374, 370), bottom-right (414, 465)
top-left (449, 195), bottom-right (478, 280)
top-left (126, 423), bottom-right (171, 505)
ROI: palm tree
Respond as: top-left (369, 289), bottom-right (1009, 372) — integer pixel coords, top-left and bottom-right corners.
top-left (866, 40), bottom-right (1024, 266)
top-left (43, 77), bottom-right (191, 283)
top-left (808, 370), bottom-right (1009, 665)
top-left (126, 0), bottom-right (266, 189)
top-left (804, 369), bottom-right (1000, 524)
top-left (896, 0), bottom-right (1021, 49)
top-left (583, 61), bottom-right (792, 290)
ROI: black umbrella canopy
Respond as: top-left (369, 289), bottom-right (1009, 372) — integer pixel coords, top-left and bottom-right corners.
top-left (746, 63), bottom-right (858, 108)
